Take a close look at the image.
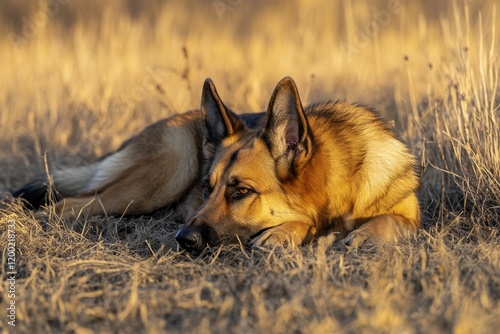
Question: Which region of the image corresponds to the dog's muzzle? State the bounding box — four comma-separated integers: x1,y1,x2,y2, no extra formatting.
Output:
175,223,220,255
175,227,202,254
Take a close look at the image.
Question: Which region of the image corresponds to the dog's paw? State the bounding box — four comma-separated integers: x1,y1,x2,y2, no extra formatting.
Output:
248,228,295,250
248,222,316,250
342,229,375,248
342,214,415,248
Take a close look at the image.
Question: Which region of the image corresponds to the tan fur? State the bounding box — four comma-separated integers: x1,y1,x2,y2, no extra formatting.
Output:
54,111,203,221
15,77,421,254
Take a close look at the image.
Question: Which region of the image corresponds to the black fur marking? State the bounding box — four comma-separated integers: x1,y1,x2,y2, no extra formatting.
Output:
222,150,240,176
239,112,265,129
11,176,57,210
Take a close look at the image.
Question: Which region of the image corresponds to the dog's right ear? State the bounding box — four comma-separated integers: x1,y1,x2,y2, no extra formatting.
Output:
201,79,243,157
263,77,312,181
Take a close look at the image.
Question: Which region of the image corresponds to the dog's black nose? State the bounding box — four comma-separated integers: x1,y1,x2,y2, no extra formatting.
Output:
175,228,201,251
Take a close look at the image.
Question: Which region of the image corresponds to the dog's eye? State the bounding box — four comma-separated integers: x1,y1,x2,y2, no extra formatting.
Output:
233,187,253,200
238,188,249,195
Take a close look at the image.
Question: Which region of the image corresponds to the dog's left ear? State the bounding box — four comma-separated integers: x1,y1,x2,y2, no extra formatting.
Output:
263,77,312,181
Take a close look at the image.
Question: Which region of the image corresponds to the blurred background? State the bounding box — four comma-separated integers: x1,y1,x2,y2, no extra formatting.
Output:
0,0,498,197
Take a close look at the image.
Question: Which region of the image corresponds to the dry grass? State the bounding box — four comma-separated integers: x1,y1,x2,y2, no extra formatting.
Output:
0,0,499,333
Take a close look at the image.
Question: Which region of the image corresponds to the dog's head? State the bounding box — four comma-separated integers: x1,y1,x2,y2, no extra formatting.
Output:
176,77,314,255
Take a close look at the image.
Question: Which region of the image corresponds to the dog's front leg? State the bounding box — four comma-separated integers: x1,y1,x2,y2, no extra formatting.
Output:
342,214,419,248
249,221,317,249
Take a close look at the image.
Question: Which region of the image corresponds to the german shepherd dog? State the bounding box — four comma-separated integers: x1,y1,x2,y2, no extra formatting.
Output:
13,77,420,255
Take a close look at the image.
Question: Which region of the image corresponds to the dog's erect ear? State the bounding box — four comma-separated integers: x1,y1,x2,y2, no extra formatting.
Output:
201,79,243,155
263,77,312,181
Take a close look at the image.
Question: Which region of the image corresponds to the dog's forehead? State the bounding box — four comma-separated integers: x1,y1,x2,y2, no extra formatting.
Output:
210,137,273,184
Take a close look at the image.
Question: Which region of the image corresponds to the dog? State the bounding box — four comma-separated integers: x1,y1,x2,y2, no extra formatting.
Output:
13,77,420,254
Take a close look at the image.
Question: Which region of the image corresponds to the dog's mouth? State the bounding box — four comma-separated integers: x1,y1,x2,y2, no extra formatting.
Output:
247,224,283,244
248,226,274,241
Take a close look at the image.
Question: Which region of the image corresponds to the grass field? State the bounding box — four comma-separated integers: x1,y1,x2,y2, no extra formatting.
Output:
0,0,499,333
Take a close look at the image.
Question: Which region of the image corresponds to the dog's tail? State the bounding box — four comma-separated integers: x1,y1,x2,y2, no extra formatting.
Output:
12,148,134,210
11,164,98,210
11,174,54,210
